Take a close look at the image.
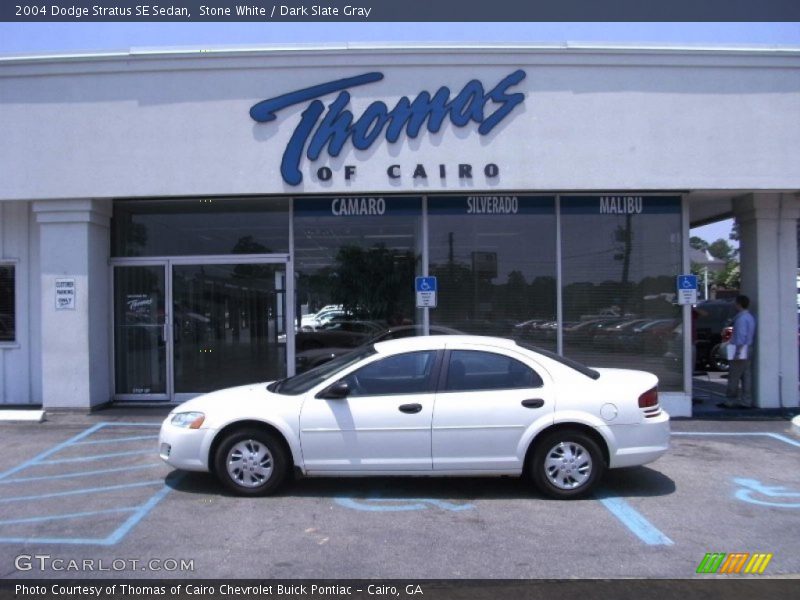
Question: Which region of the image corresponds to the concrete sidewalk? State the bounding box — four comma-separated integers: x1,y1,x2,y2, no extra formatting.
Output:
691,372,800,420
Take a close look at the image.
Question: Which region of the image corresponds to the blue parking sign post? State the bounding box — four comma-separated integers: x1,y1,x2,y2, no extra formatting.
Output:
415,276,437,308
676,274,698,305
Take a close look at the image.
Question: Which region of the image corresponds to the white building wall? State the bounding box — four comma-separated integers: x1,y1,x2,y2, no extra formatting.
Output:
734,193,800,408
29,206,42,405
33,199,112,410
0,47,799,200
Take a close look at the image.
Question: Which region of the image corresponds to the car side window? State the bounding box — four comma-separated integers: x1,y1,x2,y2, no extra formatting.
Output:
343,351,437,396
445,350,543,392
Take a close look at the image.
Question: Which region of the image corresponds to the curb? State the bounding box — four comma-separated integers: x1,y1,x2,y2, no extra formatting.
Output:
0,409,45,422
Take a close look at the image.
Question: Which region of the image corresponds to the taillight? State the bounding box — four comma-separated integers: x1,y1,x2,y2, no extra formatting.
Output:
638,387,659,409
722,327,733,342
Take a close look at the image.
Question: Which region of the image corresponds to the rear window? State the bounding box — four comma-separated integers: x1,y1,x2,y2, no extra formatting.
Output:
516,342,600,380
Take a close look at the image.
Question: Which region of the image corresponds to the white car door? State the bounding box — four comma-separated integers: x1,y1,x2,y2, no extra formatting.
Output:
300,350,439,472
432,347,554,471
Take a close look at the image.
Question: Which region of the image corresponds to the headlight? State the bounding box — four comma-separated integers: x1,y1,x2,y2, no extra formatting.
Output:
170,412,205,429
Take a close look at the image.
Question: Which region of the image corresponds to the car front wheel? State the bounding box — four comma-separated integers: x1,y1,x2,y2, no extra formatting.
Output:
214,428,288,496
531,430,604,499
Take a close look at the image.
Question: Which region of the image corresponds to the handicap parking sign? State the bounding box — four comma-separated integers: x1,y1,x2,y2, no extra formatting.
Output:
676,274,698,305
415,277,437,292
415,276,437,308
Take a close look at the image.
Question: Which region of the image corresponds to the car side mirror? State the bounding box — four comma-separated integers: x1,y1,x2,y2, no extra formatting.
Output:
317,380,350,400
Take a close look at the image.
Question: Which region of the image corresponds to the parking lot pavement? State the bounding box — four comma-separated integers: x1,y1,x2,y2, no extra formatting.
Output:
0,420,172,547
1,416,799,579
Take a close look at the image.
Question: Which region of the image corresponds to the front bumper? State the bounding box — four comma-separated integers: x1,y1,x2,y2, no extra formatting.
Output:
606,411,671,469
158,419,215,472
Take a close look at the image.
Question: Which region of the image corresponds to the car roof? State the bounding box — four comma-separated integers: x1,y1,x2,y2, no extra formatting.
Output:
373,334,519,354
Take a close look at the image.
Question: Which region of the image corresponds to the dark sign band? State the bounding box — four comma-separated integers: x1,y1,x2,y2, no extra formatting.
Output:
2,1,799,22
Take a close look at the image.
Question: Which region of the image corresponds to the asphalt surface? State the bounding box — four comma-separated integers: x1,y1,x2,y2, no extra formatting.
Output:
0,411,798,579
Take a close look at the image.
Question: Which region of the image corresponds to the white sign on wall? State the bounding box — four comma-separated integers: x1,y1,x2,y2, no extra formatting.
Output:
55,278,75,310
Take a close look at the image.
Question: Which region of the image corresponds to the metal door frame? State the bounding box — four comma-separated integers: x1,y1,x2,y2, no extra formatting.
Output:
110,253,294,403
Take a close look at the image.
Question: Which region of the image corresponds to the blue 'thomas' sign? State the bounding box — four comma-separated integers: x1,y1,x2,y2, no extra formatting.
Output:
250,70,527,186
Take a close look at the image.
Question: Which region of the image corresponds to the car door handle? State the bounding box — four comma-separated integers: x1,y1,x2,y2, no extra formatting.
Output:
398,403,423,414
521,398,545,409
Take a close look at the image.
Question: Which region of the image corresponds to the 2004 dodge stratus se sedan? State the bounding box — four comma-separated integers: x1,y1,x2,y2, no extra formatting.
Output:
159,336,669,499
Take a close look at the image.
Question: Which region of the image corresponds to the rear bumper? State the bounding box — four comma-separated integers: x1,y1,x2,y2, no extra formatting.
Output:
605,411,670,469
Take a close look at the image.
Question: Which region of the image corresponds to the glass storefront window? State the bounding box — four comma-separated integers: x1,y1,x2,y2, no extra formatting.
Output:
293,196,422,354
0,264,16,342
561,196,683,391
112,197,290,257
110,192,688,398
172,263,286,392
427,195,557,348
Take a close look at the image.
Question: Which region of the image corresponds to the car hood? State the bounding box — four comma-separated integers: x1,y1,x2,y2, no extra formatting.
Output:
169,382,293,425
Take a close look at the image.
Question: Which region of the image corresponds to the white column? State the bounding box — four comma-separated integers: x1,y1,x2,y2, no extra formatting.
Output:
33,199,112,410
732,193,800,408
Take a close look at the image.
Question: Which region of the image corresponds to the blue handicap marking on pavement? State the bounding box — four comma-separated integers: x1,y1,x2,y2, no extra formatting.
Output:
335,496,473,512
597,495,673,546
677,274,697,290
415,276,437,292
0,422,177,546
733,478,800,508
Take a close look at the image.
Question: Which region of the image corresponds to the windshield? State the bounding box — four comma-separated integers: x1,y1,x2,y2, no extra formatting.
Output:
268,345,377,395
516,342,601,380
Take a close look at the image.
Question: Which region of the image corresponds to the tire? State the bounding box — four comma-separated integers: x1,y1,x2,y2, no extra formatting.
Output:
530,430,605,499
213,427,289,496
710,344,729,372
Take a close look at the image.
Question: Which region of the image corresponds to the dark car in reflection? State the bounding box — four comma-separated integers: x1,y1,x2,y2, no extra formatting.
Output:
694,300,736,370
564,318,630,346
592,319,652,350
519,316,681,356
513,319,560,342
629,318,682,354
294,319,385,353
295,324,462,372
593,318,681,354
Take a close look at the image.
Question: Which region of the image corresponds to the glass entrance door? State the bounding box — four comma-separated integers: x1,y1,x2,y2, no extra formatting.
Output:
113,264,168,399
112,257,291,402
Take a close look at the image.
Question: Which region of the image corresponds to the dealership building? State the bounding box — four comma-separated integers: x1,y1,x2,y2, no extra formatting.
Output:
0,43,798,416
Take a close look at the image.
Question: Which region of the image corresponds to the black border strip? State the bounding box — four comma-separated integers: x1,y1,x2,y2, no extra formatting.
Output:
2,1,800,22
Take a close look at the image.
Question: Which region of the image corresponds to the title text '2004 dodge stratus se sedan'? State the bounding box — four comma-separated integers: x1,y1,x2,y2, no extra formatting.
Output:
159,336,669,499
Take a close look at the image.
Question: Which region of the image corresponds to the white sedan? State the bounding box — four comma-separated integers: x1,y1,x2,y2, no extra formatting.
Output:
159,335,669,499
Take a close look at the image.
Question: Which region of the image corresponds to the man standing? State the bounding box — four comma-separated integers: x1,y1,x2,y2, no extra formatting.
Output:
719,295,756,409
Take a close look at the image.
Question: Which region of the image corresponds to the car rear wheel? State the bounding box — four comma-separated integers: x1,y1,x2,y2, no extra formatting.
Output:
213,428,288,496
531,430,604,499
